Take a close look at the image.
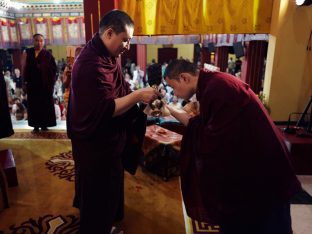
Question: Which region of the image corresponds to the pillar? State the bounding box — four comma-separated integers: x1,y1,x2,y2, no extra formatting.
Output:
200,47,211,67
241,41,268,94
136,44,147,84
11,49,22,70
83,0,116,42
215,46,229,72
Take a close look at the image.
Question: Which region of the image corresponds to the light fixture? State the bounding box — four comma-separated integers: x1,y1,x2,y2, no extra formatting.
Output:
296,0,312,6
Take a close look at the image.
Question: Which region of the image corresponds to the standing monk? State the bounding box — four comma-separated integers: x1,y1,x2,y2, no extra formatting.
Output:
23,33,57,132
67,10,158,234
164,59,301,234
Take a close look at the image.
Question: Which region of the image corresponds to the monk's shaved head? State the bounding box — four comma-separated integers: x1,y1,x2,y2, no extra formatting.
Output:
164,59,198,81
99,10,134,35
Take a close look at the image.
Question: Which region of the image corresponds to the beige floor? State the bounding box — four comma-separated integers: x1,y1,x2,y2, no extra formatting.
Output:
292,176,312,234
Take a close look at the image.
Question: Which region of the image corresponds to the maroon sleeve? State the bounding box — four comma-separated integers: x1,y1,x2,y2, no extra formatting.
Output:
180,71,301,223
189,72,251,157
67,58,116,139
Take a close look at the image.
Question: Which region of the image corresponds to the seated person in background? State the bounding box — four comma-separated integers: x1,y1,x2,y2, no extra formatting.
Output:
54,98,61,121
13,68,23,98
62,64,72,109
59,100,66,120
123,68,136,90
21,91,28,109
54,76,63,102
12,97,26,121
132,65,144,89
168,95,182,109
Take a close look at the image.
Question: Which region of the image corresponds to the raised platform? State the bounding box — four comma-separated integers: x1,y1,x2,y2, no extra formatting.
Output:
280,129,312,175
0,149,18,187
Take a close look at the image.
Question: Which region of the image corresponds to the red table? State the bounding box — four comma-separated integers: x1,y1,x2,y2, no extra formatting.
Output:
142,125,182,180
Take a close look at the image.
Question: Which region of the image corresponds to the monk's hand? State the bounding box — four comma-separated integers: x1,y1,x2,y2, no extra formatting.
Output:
139,87,159,104
164,103,191,126
164,103,173,114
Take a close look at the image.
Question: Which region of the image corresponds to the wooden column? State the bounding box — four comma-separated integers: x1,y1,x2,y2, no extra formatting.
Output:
215,46,229,72
200,47,211,67
11,49,22,70
241,41,268,94
83,0,116,42
136,44,147,84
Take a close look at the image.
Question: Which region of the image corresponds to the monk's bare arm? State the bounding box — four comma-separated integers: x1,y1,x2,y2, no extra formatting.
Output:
113,87,157,117
166,105,191,126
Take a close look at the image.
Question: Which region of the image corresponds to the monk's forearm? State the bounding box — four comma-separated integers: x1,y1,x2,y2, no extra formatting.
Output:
113,91,140,117
168,107,191,126
113,87,157,117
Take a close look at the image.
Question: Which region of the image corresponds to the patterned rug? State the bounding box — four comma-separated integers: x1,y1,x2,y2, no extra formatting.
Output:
0,142,185,234
8,214,79,234
45,151,75,182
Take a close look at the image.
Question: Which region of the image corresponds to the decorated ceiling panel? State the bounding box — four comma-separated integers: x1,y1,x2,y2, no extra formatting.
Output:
0,0,85,48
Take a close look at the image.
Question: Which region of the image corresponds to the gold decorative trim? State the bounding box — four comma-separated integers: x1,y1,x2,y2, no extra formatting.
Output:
90,13,94,35
98,0,101,23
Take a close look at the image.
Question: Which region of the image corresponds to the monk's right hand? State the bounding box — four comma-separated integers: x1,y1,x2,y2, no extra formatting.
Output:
137,87,159,104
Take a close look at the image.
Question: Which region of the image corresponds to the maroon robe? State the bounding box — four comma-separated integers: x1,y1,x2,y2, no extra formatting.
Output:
67,33,146,234
181,70,301,224
0,65,14,138
24,48,57,127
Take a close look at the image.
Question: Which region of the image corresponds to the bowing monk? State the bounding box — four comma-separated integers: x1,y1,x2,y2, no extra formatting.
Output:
23,33,57,132
164,59,301,234
67,10,158,234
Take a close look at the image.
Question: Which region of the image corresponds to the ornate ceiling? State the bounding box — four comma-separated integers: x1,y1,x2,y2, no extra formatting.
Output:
14,0,82,2
0,0,83,14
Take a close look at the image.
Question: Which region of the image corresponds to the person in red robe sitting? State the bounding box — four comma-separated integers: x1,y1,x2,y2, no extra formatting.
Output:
67,10,158,234
164,59,301,234
23,33,57,132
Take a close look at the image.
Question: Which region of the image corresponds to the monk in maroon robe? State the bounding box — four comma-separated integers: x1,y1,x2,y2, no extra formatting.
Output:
0,63,14,139
67,10,157,234
23,34,57,132
165,59,301,234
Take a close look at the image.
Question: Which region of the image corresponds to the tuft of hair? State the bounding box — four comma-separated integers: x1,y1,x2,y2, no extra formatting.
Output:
99,10,134,35
33,33,44,39
147,63,162,86
164,59,198,80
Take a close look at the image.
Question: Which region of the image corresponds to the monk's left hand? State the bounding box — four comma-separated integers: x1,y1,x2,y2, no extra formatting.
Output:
137,87,159,104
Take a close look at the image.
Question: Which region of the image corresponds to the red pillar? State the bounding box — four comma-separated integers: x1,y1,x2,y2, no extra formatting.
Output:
136,45,146,73
200,47,211,67
136,44,147,83
83,0,116,42
12,49,22,70
215,46,229,72
241,41,268,94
